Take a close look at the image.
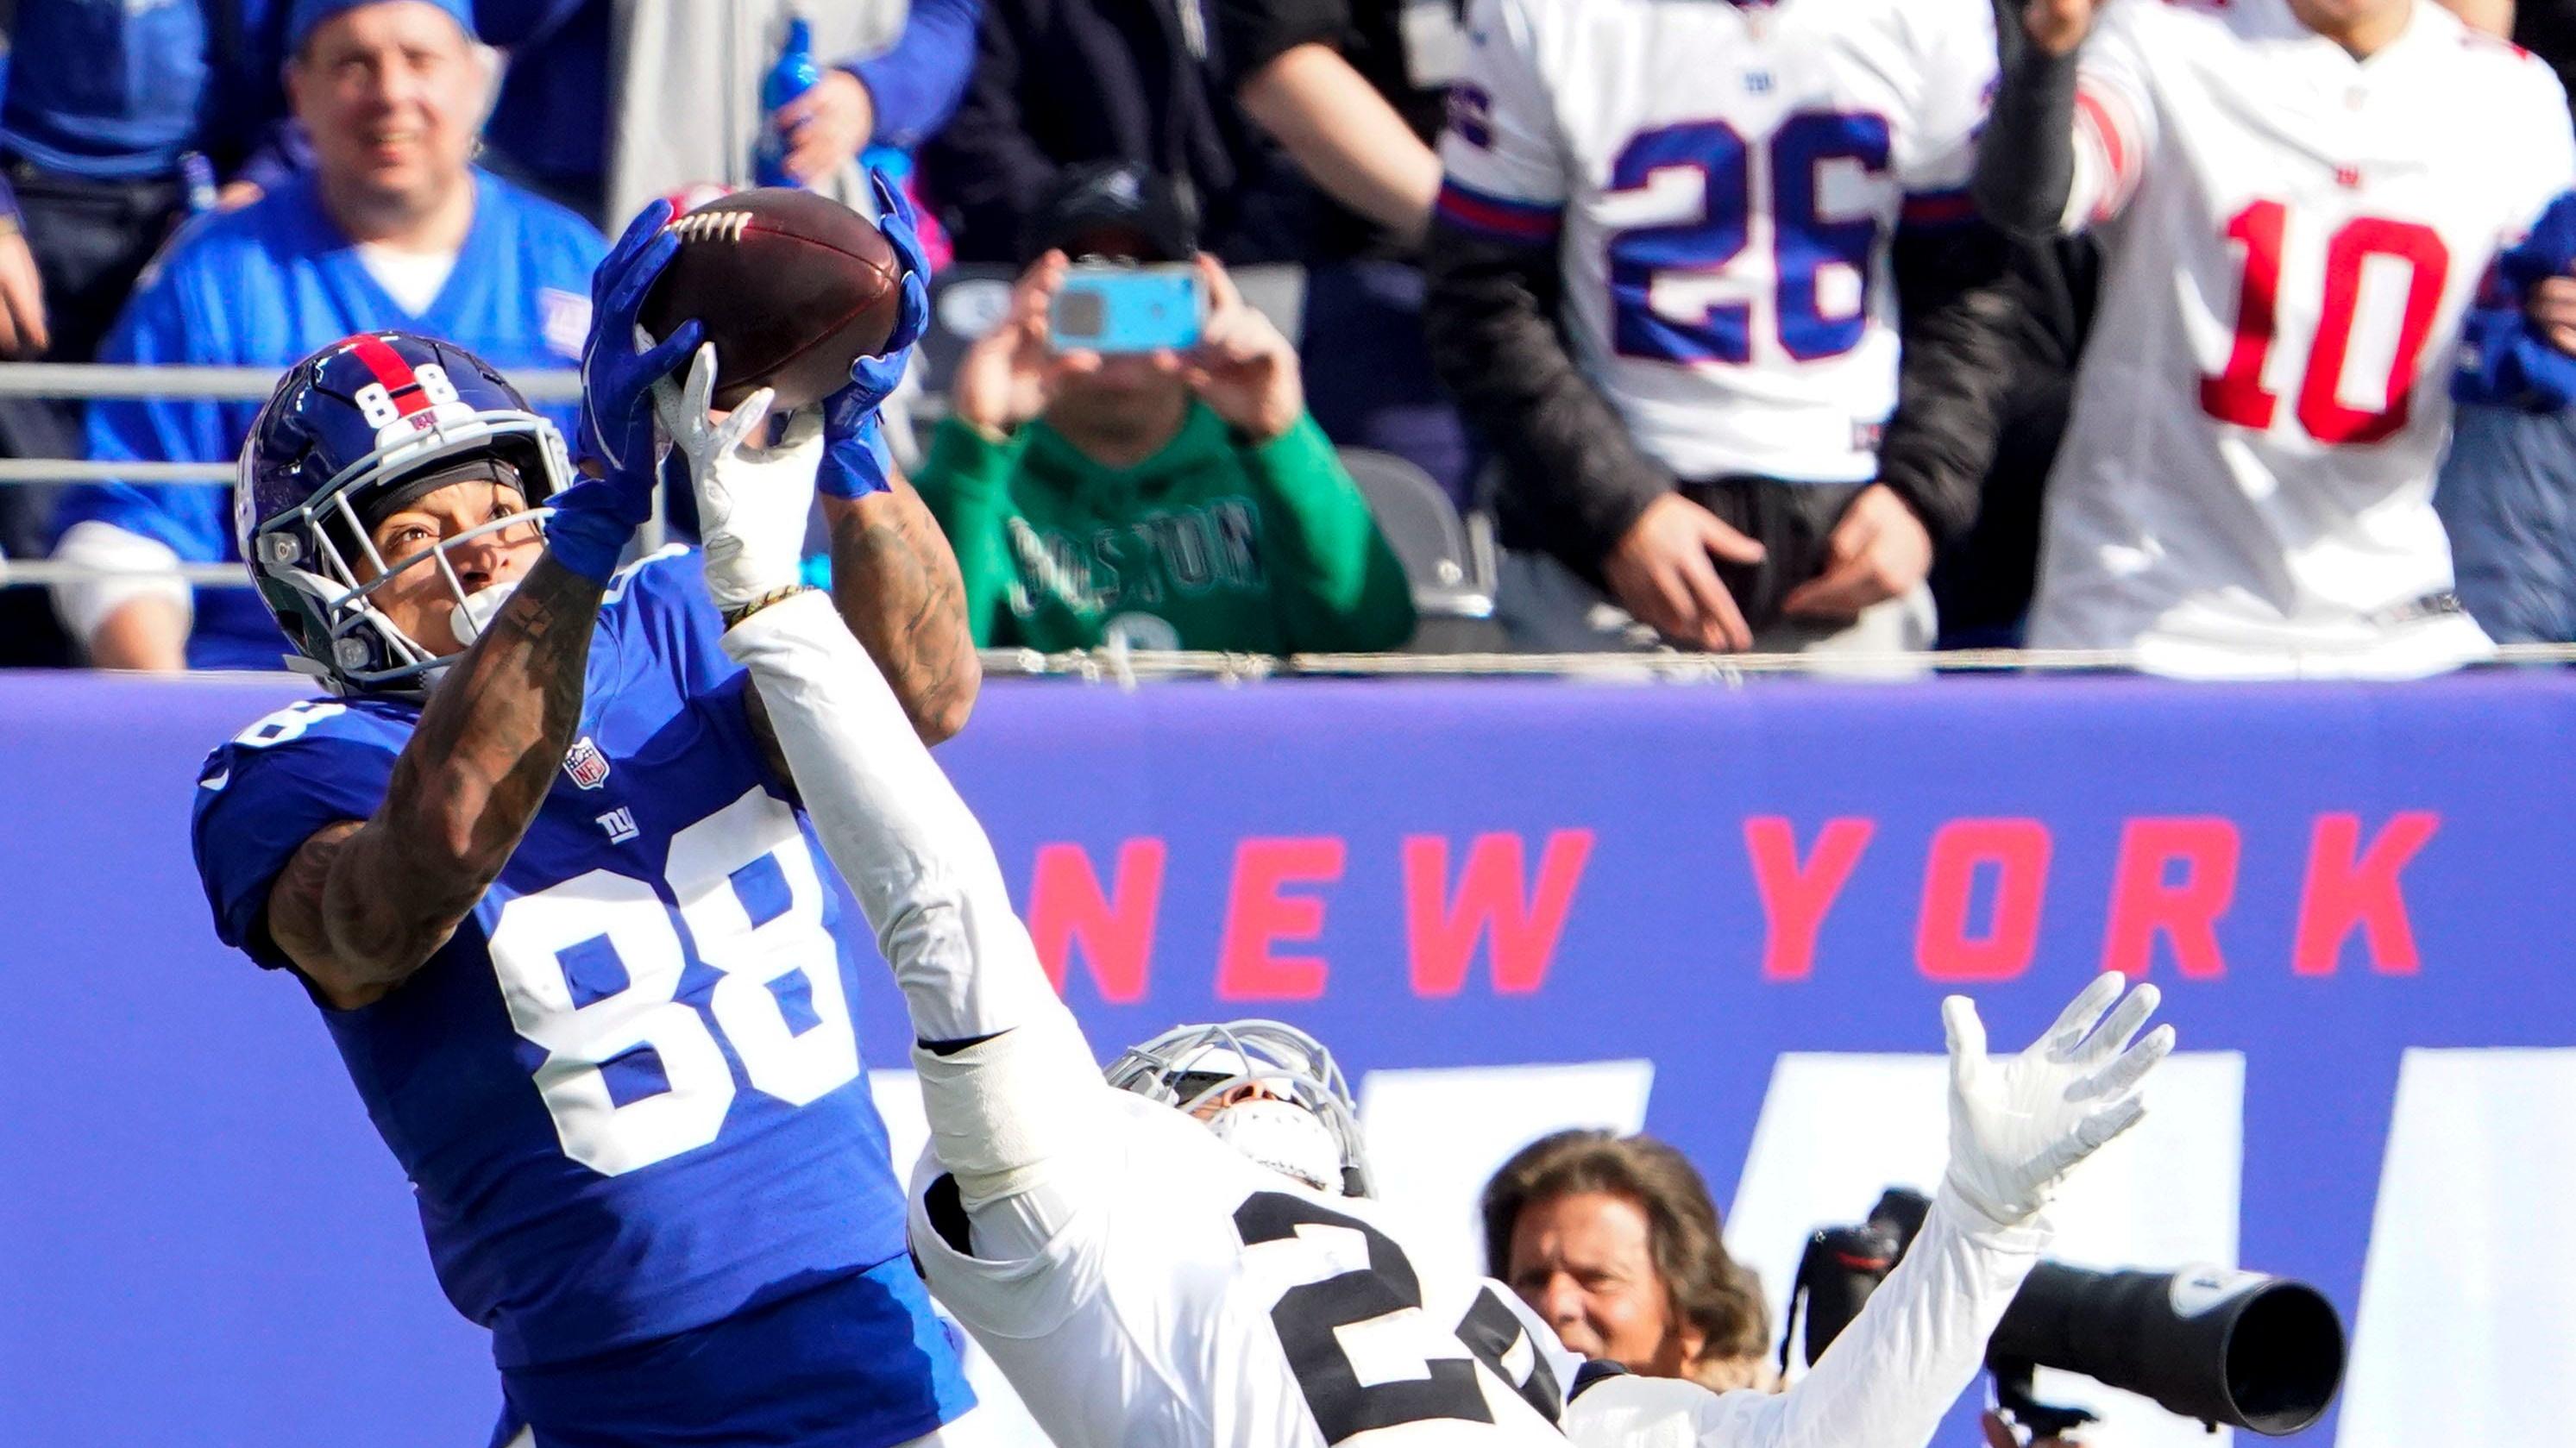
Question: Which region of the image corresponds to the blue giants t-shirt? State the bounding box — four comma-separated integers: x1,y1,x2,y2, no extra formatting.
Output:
53,168,604,670
188,549,920,1372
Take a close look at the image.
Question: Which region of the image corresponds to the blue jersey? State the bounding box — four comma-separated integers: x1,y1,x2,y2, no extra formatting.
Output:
53,169,603,669
189,550,922,1373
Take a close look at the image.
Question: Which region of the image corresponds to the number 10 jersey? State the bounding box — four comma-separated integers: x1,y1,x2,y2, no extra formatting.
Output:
2031,0,2576,675
188,549,919,1371
1434,0,1996,485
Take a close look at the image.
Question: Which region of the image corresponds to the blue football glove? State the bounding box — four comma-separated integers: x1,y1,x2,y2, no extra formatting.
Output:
555,200,702,582
817,171,931,500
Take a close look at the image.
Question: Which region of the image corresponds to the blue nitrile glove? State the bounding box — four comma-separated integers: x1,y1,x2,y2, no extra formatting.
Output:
553,199,704,583
2455,190,2576,413
817,171,932,500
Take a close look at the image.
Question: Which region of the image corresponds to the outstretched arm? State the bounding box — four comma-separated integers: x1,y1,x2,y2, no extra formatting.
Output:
669,340,1109,1215
268,555,606,1006
814,173,982,743
820,475,979,743
1568,975,2174,1448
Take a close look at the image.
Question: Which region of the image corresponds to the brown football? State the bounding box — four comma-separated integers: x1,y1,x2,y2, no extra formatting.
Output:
639,187,901,411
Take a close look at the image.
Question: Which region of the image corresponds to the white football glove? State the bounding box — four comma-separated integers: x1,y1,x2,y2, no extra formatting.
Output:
1941,970,2175,1229
652,342,820,613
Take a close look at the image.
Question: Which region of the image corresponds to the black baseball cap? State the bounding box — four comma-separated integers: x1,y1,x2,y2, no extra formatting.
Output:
1021,162,1199,265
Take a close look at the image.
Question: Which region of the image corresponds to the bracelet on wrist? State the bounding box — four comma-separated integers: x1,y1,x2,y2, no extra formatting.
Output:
720,584,814,630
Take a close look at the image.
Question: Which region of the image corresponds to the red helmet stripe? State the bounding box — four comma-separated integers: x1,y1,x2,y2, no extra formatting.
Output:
346,334,435,417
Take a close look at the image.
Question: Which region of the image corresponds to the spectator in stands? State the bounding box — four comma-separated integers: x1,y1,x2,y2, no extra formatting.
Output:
1212,0,1481,505
921,0,1309,265
1422,0,2015,658
914,164,1414,653
2436,0,2576,645
474,0,979,231
0,0,299,663
47,0,602,671
1483,1129,1775,1394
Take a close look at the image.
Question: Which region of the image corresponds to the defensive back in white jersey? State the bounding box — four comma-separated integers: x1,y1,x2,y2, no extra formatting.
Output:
1435,0,1995,484
2030,0,2576,675
909,1088,1569,1448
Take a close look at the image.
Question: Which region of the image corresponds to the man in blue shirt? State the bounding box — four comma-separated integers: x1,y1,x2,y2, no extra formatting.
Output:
47,0,605,670
0,1,292,661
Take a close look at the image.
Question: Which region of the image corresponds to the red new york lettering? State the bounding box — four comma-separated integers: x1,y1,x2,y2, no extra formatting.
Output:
1916,818,2051,981
1216,837,1344,1000
1028,839,1166,1003
2102,817,2240,978
1402,830,1595,996
1743,817,1875,981
2294,812,2440,975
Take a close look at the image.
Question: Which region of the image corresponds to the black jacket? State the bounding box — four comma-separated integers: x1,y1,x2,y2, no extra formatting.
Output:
1422,214,2026,624
921,0,1311,264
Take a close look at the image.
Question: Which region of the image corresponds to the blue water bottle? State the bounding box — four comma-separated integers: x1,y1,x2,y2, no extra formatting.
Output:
755,16,821,188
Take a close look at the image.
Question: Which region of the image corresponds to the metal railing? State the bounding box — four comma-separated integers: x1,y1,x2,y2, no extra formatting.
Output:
967,642,2576,683
0,361,585,404
0,361,587,492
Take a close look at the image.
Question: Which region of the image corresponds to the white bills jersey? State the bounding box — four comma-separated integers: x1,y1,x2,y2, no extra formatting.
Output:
907,1090,1570,1448
2029,0,2575,676
1434,0,1995,484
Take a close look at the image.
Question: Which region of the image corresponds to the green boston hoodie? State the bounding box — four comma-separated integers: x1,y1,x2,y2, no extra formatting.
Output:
915,403,1417,654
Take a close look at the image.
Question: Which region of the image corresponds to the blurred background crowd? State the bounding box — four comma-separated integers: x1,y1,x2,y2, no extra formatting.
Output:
1,0,2573,674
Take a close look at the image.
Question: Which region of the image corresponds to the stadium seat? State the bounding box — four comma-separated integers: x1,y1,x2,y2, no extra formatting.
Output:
1340,445,1504,652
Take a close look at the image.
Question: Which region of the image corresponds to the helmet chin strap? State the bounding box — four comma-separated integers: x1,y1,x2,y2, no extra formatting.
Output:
1203,1098,1344,1194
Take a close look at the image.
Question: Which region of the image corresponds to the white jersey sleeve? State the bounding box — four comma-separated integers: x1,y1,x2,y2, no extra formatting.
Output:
2497,60,2576,237
2066,2,2162,229
1435,0,1568,245
719,590,1115,1210
1893,0,1999,204
1561,1193,2045,1448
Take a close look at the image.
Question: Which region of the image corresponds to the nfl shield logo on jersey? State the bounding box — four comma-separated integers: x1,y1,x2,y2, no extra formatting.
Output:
562,737,611,790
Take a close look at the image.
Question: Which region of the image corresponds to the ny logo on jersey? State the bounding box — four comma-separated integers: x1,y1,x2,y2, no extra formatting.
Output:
563,737,611,789
596,806,639,845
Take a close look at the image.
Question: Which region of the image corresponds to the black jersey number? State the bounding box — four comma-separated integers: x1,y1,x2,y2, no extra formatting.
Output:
1234,1191,1495,1442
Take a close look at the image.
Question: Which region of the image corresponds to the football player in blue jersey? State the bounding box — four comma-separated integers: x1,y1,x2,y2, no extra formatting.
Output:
187,187,985,1448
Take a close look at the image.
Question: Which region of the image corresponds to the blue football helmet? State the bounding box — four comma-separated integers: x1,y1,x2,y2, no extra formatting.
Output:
237,331,575,693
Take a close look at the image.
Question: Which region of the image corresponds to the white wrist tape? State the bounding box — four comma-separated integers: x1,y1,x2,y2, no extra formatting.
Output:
911,1008,1109,1208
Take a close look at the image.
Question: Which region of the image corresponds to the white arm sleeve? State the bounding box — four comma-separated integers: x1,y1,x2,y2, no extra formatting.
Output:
1564,1190,2045,1448
721,590,1111,1208
2065,7,2159,230
50,520,192,647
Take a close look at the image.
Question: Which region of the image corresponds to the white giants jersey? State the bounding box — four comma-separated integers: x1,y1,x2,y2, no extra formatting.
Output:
2030,0,2576,676
907,1091,1570,1448
1435,0,1995,484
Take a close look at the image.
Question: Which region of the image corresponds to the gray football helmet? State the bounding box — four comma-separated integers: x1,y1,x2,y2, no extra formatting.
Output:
1103,1019,1373,1197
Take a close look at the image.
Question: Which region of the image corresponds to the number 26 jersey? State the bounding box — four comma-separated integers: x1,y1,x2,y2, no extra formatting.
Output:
188,549,915,1370
1435,0,1996,486
2032,0,2576,674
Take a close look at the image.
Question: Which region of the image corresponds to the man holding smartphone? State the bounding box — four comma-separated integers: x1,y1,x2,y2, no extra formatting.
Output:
914,163,1417,655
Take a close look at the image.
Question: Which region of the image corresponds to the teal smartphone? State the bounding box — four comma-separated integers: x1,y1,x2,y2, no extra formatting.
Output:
1051,265,1205,353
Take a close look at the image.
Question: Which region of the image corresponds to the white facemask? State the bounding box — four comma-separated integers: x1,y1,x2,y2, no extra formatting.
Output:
1205,1097,1343,1193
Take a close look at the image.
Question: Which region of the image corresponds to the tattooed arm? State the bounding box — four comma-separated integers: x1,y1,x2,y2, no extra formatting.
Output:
820,469,980,743
267,555,604,1009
